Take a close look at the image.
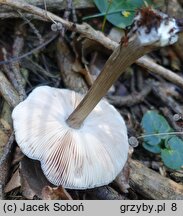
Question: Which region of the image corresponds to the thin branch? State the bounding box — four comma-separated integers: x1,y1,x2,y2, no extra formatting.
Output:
0,0,94,14
18,10,44,44
0,71,20,107
0,132,15,199
0,11,47,20
12,24,27,100
107,84,152,107
151,81,183,114
137,57,183,89
61,0,73,36
130,159,183,199
0,33,58,66
1,48,18,89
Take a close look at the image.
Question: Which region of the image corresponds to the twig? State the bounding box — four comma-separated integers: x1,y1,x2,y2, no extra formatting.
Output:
130,71,135,93
1,0,183,91
87,186,127,200
0,133,15,173
137,57,183,89
0,71,20,107
0,0,94,14
0,33,58,66
136,70,144,91
18,10,44,44
12,24,27,100
1,25,27,101
10,64,26,100
160,107,183,140
1,48,17,89
61,0,73,36
0,132,15,200
107,85,152,107
0,12,46,20
150,81,183,114
130,159,183,199
23,57,59,79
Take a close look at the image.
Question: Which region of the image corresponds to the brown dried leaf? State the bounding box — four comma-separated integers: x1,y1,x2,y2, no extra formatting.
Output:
11,146,24,166
4,169,21,193
72,59,93,87
56,37,88,94
20,157,52,199
42,186,72,200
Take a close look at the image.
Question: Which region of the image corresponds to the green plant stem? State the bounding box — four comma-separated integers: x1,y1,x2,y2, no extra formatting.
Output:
82,9,135,21
101,0,113,32
138,131,183,139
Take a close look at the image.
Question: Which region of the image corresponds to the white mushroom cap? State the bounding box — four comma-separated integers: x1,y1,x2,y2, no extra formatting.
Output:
12,86,129,189
129,8,180,47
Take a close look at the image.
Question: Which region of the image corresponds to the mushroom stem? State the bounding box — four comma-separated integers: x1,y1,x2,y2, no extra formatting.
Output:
66,37,152,129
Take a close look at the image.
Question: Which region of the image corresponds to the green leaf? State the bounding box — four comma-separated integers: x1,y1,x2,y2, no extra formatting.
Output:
141,111,172,146
143,142,162,153
93,0,152,28
141,111,183,170
161,136,183,170
165,136,183,151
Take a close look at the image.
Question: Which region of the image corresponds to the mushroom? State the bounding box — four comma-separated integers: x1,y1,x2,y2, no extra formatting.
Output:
12,7,182,189
12,86,128,189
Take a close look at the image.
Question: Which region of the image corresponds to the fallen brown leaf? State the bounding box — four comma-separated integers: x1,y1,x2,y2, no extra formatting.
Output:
20,157,52,199
4,168,20,193
42,186,72,200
